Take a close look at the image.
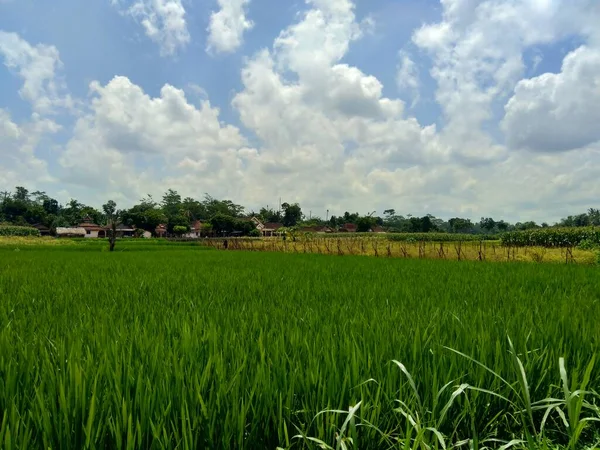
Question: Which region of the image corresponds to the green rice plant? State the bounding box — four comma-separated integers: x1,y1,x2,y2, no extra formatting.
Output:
0,247,598,449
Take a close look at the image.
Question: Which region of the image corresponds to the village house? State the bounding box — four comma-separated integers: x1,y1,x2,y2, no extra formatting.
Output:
32,224,51,236
339,223,358,233
251,217,265,233
114,223,136,238
184,220,203,238
155,224,167,238
79,217,106,238
262,222,284,237
298,225,333,233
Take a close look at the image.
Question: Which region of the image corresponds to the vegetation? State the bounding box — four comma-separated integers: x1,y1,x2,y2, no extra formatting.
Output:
388,232,499,242
0,246,599,449
2,186,600,238
501,227,600,248
0,224,40,237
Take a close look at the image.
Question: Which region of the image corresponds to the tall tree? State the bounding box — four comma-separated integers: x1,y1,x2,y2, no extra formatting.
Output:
281,202,303,227
103,200,119,252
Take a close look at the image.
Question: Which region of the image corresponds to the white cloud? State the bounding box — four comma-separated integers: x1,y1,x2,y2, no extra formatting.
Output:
397,50,419,105
58,76,250,203
114,0,190,56
206,0,253,54
3,1,600,223
503,45,600,152
0,31,73,114
412,0,600,162
0,109,57,189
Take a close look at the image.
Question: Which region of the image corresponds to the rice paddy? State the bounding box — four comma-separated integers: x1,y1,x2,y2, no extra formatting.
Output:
0,245,599,449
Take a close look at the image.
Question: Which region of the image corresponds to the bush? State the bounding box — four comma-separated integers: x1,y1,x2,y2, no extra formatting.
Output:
501,227,600,248
0,225,41,237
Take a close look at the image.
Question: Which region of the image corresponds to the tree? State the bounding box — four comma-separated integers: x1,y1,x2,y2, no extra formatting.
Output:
210,213,237,235
589,208,600,226
356,216,376,232
259,206,282,223
448,217,474,233
480,217,496,233
281,202,303,227
103,200,120,252
121,196,167,234
173,225,188,237
497,220,509,232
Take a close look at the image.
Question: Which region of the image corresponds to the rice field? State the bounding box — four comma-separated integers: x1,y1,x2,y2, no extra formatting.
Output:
202,237,599,265
0,245,599,449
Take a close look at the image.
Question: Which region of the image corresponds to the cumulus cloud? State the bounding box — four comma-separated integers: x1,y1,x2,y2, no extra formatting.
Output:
0,109,57,188
58,76,251,203
412,0,600,162
113,0,190,56
3,1,600,222
0,31,73,114
503,45,600,152
206,0,253,54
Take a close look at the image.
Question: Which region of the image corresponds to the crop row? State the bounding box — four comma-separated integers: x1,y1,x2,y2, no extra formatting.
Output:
0,225,40,237
500,226,600,247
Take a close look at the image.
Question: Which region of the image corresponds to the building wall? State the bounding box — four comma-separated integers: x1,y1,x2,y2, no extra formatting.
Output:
84,230,99,238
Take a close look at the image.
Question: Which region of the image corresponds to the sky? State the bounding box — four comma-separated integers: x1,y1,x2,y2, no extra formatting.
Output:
1,0,600,223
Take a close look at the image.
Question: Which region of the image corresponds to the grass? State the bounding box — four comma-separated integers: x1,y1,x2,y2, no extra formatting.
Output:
0,246,599,449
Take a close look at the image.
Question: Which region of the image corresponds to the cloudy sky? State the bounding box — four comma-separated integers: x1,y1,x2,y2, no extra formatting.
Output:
1,0,599,222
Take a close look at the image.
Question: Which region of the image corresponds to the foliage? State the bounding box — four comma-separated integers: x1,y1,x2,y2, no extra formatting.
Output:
388,232,498,242
0,225,41,237
0,249,598,449
209,213,256,236
281,202,303,227
173,225,188,237
501,227,600,248
355,215,377,232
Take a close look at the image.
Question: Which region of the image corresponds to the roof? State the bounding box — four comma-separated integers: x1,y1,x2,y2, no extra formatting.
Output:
78,217,105,231
342,223,358,231
56,227,86,235
32,223,50,231
299,226,333,233
190,220,203,231
264,222,284,230
371,226,386,233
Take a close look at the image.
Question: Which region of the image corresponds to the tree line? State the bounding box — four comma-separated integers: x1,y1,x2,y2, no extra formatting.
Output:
1,186,599,237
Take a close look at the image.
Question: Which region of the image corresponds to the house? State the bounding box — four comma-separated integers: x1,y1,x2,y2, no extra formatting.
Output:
155,224,167,238
298,226,333,233
184,220,203,238
251,217,265,232
56,227,86,238
371,226,386,233
32,224,51,236
339,223,358,233
262,222,284,237
78,217,106,238
114,224,135,238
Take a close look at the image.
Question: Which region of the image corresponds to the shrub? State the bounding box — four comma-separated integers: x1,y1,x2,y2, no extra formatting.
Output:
0,225,41,237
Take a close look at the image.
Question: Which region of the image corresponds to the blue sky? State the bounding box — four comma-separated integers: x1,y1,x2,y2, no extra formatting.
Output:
1,0,600,222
